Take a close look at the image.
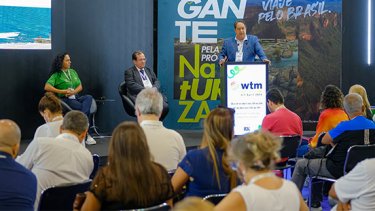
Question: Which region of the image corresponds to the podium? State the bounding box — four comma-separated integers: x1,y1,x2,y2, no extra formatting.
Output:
224,62,269,135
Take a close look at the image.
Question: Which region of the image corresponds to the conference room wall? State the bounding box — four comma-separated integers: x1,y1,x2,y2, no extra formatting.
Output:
64,0,154,135
342,0,375,96
0,0,154,140
0,0,65,140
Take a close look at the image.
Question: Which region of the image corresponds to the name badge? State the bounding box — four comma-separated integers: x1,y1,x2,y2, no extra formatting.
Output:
235,51,243,62
142,78,153,88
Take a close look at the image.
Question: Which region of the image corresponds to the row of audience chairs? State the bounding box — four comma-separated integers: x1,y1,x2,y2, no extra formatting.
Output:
307,144,375,209
37,136,375,210
273,135,375,210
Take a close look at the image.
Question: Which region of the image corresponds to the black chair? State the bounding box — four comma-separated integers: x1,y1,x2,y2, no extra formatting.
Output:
58,98,100,136
118,81,136,117
343,144,375,174
202,194,227,205
274,135,301,178
279,135,301,159
38,180,92,211
307,144,375,209
90,154,100,179
123,203,170,211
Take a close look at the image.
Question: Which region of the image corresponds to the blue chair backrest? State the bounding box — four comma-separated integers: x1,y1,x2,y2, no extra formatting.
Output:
343,144,375,175
90,154,100,179
123,203,170,211
202,193,227,205
38,180,92,211
279,135,301,158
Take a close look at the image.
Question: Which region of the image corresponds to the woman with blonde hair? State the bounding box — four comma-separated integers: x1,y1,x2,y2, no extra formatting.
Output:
81,122,174,210
349,84,373,120
172,107,238,197
173,197,214,211
34,92,64,138
216,130,307,211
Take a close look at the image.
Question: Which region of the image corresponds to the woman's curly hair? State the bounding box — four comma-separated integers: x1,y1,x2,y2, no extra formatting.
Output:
49,52,69,76
320,85,344,109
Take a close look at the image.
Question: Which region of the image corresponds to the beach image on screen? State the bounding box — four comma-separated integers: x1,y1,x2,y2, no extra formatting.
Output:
0,0,51,49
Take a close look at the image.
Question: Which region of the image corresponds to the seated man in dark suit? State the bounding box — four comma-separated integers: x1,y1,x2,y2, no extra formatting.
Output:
291,93,375,208
124,51,169,120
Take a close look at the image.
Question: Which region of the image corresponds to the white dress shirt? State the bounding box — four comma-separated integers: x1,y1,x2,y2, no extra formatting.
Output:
140,120,186,171
16,133,93,209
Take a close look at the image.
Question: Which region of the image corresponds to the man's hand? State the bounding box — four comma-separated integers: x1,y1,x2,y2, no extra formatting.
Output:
219,56,227,67
336,201,351,211
262,59,271,66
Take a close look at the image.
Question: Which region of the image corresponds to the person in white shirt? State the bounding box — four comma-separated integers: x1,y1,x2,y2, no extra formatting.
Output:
34,92,86,147
17,110,93,208
135,88,186,171
216,130,307,211
34,92,64,139
329,158,375,211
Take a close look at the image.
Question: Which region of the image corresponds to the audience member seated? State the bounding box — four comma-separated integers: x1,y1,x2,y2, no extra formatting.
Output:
262,88,303,137
0,120,37,211
173,197,214,211
172,108,238,197
124,51,169,120
44,52,96,145
34,92,64,139
216,130,307,211
135,88,186,171
81,122,174,210
291,93,375,208
329,158,375,211
16,111,94,207
262,88,302,165
349,84,373,120
309,85,348,148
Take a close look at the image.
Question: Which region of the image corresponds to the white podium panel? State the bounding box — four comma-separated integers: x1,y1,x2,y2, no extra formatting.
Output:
226,63,268,135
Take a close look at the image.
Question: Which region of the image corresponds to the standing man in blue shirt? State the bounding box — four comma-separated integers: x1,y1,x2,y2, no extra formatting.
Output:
0,119,37,210
218,20,271,66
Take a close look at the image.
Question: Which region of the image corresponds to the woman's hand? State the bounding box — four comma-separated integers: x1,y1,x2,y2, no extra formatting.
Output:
65,88,75,97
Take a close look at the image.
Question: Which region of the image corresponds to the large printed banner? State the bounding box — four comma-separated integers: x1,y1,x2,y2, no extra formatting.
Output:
158,0,342,130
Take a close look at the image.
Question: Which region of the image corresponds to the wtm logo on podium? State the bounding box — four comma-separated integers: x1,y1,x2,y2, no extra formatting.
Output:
241,82,263,90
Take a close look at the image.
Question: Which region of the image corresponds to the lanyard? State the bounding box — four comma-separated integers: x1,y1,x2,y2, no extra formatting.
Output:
62,69,74,88
62,69,72,81
57,133,79,143
237,40,244,52
51,115,63,122
249,172,275,185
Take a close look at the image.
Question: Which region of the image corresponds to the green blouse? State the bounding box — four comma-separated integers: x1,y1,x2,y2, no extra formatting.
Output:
46,69,81,97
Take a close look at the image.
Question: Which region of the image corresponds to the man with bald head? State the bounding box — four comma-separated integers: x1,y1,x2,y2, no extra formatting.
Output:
17,111,93,208
0,119,37,210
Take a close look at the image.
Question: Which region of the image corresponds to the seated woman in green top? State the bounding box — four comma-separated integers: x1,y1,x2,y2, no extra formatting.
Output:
45,53,92,116
44,53,96,144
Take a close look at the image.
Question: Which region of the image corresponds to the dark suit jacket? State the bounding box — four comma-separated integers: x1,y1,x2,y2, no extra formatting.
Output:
218,35,267,63
124,66,161,102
